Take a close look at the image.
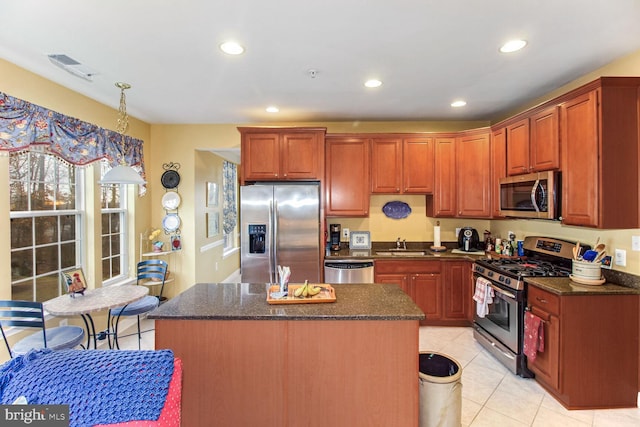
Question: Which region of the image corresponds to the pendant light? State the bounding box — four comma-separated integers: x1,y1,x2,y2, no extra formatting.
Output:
99,82,146,185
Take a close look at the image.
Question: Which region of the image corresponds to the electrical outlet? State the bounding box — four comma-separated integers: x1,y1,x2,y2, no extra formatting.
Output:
632,236,640,251
615,249,627,267
455,227,461,237
215,262,218,271
342,228,350,239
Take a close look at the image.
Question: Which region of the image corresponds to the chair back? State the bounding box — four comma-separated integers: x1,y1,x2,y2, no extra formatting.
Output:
137,259,168,285
0,300,46,356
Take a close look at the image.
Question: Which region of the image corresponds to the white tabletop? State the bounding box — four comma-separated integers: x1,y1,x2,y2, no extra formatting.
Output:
44,285,149,316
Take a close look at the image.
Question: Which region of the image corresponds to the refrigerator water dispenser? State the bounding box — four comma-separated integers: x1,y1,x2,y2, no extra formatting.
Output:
248,224,266,254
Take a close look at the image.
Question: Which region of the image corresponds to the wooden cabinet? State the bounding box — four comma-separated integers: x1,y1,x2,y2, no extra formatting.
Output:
375,259,472,326
490,127,507,218
442,261,472,321
456,130,491,218
325,136,370,216
526,284,639,409
370,136,434,193
560,78,640,228
529,105,560,172
426,137,456,217
505,106,560,176
239,127,325,183
506,118,530,175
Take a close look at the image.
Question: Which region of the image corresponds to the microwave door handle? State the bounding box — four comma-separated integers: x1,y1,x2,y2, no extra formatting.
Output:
530,179,541,212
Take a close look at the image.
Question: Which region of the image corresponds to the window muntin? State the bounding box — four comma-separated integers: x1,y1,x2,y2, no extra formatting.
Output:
100,162,128,284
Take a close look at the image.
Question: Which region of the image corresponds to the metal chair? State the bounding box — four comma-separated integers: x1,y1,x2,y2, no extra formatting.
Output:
0,300,85,358
137,259,169,302
108,260,167,349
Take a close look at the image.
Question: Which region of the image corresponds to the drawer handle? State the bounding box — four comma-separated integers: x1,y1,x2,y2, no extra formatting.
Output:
535,297,547,304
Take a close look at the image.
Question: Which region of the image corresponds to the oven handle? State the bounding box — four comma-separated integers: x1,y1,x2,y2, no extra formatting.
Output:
487,283,516,300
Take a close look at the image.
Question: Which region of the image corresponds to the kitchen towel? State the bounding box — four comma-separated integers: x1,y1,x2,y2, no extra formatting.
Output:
472,277,494,318
523,311,545,362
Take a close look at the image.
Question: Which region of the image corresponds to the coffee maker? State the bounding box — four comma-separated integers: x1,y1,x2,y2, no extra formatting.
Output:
330,224,341,251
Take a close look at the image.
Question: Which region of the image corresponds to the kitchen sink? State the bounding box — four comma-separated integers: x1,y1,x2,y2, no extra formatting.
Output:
376,250,428,256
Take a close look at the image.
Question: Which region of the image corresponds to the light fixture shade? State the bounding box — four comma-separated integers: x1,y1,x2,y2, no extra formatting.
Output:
99,165,146,185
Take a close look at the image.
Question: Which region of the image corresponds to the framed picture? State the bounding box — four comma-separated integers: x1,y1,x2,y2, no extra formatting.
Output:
600,255,613,269
61,268,87,296
207,182,219,207
350,231,371,249
206,212,220,237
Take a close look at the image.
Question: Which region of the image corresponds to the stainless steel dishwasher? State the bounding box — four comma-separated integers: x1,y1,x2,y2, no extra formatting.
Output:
324,259,374,283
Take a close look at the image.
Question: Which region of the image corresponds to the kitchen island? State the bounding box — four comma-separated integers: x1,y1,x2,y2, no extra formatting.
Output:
149,283,425,427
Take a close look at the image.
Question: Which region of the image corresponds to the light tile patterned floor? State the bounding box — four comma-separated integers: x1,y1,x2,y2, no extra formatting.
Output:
421,326,640,427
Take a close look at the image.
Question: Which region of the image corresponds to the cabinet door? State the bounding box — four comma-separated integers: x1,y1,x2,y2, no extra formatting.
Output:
456,131,491,217
242,133,281,181
529,106,560,172
325,137,370,216
443,262,471,320
280,132,321,180
528,305,560,390
427,137,456,217
506,118,530,176
491,128,507,218
371,138,402,193
411,274,442,322
375,273,410,296
403,137,434,193
560,90,599,227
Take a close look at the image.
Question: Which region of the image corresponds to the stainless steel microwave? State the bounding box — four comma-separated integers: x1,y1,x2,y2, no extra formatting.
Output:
499,171,560,219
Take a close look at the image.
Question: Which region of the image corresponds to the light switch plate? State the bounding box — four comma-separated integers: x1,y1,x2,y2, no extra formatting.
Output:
632,236,640,251
615,249,627,267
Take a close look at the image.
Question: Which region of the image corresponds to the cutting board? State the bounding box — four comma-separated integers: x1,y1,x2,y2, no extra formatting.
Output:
267,284,336,305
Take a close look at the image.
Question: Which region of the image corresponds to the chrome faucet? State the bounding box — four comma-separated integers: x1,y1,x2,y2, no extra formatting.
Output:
396,238,407,250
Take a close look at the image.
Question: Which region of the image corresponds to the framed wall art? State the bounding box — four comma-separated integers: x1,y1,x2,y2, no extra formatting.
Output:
206,212,220,237
207,182,219,207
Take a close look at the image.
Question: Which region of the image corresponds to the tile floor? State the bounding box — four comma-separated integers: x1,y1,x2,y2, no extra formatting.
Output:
114,297,640,426
420,326,640,427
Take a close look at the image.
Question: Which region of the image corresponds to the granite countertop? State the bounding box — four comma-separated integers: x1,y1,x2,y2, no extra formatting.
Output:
149,283,425,321
526,277,640,296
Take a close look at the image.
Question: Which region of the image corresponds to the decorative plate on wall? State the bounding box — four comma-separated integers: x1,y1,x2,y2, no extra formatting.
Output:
162,213,181,233
162,191,181,210
161,170,180,189
382,201,412,219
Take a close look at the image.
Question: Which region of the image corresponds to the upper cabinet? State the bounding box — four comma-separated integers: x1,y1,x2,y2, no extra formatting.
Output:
456,129,491,218
370,136,434,194
238,127,325,183
560,78,640,228
325,136,370,217
426,137,457,217
505,106,560,176
490,127,507,218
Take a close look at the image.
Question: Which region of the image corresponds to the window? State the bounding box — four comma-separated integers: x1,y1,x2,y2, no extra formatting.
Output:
222,161,238,256
9,152,83,302
100,162,129,284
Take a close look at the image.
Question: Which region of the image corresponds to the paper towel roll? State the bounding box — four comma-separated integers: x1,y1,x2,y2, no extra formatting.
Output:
433,225,441,248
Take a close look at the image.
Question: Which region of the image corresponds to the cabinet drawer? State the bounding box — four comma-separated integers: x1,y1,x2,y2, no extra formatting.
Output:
528,286,560,316
375,260,441,274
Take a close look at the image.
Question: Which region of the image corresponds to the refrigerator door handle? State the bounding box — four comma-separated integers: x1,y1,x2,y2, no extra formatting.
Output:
272,199,279,284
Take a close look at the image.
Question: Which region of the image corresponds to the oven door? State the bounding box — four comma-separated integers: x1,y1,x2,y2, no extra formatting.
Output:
473,275,521,353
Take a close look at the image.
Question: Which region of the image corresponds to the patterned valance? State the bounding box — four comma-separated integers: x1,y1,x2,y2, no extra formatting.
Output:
0,91,146,194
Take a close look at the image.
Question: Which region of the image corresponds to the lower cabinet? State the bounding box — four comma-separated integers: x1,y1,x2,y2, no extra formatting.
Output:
527,284,639,409
375,259,472,326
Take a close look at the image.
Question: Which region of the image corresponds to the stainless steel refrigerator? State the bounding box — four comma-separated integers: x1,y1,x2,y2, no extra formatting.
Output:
240,183,321,284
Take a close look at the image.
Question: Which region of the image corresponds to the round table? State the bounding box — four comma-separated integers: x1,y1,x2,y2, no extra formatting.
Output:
44,285,149,349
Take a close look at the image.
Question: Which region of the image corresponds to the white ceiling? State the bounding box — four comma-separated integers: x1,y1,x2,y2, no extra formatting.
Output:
2,0,640,125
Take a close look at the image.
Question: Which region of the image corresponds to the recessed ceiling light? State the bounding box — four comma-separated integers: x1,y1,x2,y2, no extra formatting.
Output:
500,39,527,53
265,106,279,113
451,100,467,108
219,41,245,55
364,79,382,88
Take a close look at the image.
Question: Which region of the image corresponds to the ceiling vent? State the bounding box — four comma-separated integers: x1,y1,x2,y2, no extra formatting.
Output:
48,54,97,81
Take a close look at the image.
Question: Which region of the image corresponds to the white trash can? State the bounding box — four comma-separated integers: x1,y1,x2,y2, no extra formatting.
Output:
418,352,462,427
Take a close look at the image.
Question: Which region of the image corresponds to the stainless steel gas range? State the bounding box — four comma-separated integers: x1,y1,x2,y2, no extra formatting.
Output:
472,236,585,377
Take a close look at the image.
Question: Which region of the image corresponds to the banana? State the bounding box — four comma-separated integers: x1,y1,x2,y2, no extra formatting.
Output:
307,285,321,296
302,280,309,297
293,283,305,297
